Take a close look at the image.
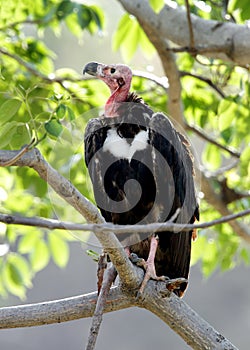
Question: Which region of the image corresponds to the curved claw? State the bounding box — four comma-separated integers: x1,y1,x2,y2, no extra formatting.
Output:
159,277,188,298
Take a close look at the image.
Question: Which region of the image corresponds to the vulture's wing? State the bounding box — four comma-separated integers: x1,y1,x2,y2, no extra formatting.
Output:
84,118,112,222
148,112,199,295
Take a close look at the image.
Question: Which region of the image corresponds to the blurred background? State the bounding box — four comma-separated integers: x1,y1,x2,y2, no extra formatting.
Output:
0,0,250,349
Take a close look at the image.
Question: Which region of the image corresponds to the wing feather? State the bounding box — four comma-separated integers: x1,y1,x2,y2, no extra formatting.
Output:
148,112,199,294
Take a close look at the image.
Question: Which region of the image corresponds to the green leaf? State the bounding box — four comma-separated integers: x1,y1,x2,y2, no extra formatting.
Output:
202,143,221,170
0,99,22,124
48,232,69,268
3,254,32,298
45,118,63,137
218,100,236,131
113,14,155,61
120,17,140,62
56,0,75,20
67,107,75,121
8,260,23,285
241,146,250,163
77,5,92,30
0,121,17,148
86,249,99,262
191,235,206,266
240,248,250,264
149,0,164,13
230,0,250,21
138,27,156,58
113,14,133,52
56,104,66,119
18,232,39,254
61,126,73,143
65,13,82,37
10,124,31,149
30,239,50,272
89,5,104,31
202,239,218,277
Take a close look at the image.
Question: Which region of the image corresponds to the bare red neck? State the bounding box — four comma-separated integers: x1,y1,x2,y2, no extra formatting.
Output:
104,80,131,118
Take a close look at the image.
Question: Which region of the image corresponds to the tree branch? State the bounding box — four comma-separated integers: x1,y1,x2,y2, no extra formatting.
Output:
185,0,195,50
0,287,131,329
180,70,226,98
118,0,250,66
1,209,250,236
201,172,250,243
186,123,241,158
133,70,169,90
140,280,239,350
86,266,117,350
0,279,239,350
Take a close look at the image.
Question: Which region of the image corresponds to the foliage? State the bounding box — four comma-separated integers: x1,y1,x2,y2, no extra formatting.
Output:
0,0,250,298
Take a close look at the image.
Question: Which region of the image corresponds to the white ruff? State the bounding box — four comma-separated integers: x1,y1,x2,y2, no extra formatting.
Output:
103,128,149,161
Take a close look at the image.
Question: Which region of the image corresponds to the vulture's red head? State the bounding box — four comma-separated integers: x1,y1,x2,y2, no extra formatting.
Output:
83,62,132,117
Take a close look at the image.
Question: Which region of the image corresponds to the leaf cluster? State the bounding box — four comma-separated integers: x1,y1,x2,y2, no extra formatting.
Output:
0,0,105,298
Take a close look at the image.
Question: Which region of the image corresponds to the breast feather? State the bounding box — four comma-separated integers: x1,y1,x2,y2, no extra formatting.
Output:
103,128,149,161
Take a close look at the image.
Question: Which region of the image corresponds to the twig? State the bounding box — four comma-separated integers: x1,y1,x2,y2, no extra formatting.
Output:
97,253,107,294
133,70,169,90
186,123,241,158
201,159,239,177
166,44,226,55
0,208,250,235
86,265,117,350
200,172,250,243
185,0,195,50
0,47,85,98
180,70,226,98
0,18,46,31
0,138,35,167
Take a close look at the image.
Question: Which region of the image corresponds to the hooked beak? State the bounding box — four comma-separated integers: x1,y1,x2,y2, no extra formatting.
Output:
83,62,99,76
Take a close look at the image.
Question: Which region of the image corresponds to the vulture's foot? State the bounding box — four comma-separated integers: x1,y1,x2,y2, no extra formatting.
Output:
136,258,166,298
129,252,145,266
130,236,166,297
160,277,188,298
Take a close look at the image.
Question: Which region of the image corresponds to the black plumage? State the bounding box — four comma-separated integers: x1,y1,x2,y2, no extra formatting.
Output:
84,63,199,297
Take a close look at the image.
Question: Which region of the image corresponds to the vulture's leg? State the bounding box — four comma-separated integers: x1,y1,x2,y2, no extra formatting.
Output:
137,236,165,296
129,236,188,297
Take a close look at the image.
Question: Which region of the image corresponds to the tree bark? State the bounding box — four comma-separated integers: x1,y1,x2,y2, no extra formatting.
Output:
0,278,239,350
118,0,250,66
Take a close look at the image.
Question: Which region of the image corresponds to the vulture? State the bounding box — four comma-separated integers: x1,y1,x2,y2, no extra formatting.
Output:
83,62,199,297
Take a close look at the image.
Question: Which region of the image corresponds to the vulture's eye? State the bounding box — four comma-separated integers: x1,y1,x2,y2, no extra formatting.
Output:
110,68,116,74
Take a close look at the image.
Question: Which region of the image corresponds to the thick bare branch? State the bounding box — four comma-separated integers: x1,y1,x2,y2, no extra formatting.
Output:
118,0,250,66
0,287,131,329
140,280,239,350
0,279,239,350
